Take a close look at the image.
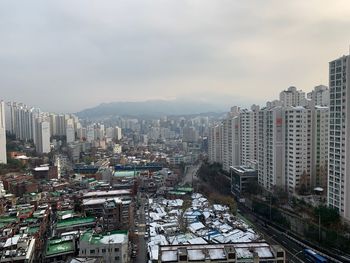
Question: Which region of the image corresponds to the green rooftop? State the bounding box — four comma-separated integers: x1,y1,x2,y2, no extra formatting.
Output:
80,229,128,245
0,216,17,224
46,239,74,256
57,210,74,216
28,226,39,234
114,171,139,177
175,187,193,193
168,191,186,195
56,217,95,229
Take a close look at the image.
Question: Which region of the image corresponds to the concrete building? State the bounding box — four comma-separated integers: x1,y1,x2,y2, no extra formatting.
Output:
240,105,259,166
258,106,285,191
208,124,222,164
5,102,36,141
157,243,285,263
284,106,312,194
0,101,6,164
79,229,129,263
307,85,329,107
230,166,258,197
0,235,36,263
311,106,329,190
222,107,241,172
83,198,124,231
35,119,51,154
66,118,75,143
327,54,350,220
279,86,307,107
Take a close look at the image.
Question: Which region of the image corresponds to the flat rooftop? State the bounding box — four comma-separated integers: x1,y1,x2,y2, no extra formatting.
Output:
83,190,131,198
46,239,74,256
80,229,128,245
231,166,257,174
56,217,96,229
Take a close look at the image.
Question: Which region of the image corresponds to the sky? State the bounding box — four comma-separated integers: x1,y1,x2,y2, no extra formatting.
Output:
1,0,350,113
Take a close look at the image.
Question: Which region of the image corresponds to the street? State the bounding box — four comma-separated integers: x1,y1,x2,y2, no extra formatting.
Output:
133,195,148,263
181,163,201,186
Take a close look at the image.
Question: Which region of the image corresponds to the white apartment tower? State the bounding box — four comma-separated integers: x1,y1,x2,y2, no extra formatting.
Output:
5,102,36,141
208,124,222,163
240,105,260,166
279,86,307,107
0,101,7,164
328,55,350,220
66,118,75,143
35,119,51,154
311,106,329,189
307,85,329,107
284,107,312,194
258,106,285,191
221,107,240,172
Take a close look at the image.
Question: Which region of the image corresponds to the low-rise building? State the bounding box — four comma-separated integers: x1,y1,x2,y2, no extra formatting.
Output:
230,166,258,197
55,217,96,235
44,235,76,262
158,243,285,263
0,235,36,263
78,229,129,263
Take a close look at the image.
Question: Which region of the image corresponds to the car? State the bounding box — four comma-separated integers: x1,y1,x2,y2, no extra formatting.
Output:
144,233,149,239
131,251,137,258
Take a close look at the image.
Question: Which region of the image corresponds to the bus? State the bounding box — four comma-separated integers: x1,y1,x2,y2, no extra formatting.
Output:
303,249,328,263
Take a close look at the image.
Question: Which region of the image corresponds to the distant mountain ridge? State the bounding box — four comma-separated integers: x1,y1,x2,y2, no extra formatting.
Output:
76,99,226,118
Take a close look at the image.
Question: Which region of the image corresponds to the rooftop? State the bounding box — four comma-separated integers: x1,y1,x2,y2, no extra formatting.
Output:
46,238,74,256
56,217,96,229
83,190,131,198
80,229,128,245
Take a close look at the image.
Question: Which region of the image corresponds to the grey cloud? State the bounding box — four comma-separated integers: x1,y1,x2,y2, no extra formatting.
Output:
0,0,349,112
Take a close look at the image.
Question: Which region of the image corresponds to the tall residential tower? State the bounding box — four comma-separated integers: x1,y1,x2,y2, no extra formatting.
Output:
0,101,6,164
328,55,350,220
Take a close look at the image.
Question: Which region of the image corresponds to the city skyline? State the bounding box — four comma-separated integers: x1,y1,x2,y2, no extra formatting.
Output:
1,1,350,112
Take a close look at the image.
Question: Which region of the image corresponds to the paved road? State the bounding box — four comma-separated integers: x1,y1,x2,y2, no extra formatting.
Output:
134,196,147,263
182,163,201,186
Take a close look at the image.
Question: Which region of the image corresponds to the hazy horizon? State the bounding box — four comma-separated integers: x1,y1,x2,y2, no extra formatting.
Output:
1,1,350,112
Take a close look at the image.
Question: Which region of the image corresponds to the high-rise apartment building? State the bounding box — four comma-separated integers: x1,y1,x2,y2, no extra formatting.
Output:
284,106,312,194
221,107,240,172
208,124,222,163
279,86,307,107
258,106,285,191
240,105,259,166
307,85,329,107
0,101,7,164
328,55,350,220
66,119,75,143
311,106,329,189
5,102,36,141
35,119,51,154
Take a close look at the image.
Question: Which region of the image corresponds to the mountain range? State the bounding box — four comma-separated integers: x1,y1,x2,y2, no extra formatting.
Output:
76,99,228,118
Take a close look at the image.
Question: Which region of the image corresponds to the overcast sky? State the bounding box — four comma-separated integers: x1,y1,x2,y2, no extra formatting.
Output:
1,0,350,113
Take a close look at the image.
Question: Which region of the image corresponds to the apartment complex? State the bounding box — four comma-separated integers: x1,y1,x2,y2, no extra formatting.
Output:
327,55,350,220
79,230,129,263
209,86,329,195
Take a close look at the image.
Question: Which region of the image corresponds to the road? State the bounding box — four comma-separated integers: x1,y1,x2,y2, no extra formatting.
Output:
181,163,201,186
134,195,148,263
